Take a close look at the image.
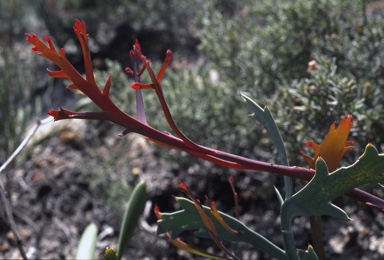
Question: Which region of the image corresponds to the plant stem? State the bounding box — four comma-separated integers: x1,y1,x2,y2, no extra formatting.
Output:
309,216,326,260
0,118,52,260
0,178,28,260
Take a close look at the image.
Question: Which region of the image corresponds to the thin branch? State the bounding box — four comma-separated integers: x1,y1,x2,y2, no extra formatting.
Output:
0,117,53,174
0,117,53,260
0,178,28,260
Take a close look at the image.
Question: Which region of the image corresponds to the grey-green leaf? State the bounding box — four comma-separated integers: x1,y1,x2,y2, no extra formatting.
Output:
117,180,147,260
157,197,289,260
76,223,98,260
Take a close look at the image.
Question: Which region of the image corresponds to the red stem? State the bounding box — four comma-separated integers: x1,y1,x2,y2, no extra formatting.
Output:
27,26,384,211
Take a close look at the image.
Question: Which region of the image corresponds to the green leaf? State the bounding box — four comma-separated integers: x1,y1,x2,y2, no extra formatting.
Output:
240,92,292,199
240,92,299,258
117,180,147,260
240,92,289,166
157,197,289,260
76,223,98,260
281,144,384,228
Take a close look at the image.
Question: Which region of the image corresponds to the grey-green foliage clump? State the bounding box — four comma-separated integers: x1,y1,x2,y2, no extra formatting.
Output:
161,62,257,156
195,0,384,164
196,0,383,92
90,0,384,167
196,0,337,94
271,58,383,165
0,1,44,164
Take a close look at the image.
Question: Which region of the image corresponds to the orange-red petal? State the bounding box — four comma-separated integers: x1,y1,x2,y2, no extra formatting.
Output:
302,114,354,172
210,201,238,235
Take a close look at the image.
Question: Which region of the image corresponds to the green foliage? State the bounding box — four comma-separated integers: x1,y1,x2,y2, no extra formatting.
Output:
161,62,257,156
0,1,45,164
240,93,288,166
85,145,134,215
157,197,288,260
86,0,384,168
117,180,147,260
271,58,384,165
91,59,261,163
157,144,384,259
241,93,292,199
283,144,384,225
5,1,384,258
196,0,382,92
196,0,384,165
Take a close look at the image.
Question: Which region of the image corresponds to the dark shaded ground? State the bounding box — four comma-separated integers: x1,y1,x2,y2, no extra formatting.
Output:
1,118,384,259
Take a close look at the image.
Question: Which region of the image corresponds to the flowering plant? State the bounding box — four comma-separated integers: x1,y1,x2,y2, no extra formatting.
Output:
23,20,384,259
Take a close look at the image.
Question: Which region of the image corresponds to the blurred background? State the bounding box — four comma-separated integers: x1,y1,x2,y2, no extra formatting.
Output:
1,0,384,259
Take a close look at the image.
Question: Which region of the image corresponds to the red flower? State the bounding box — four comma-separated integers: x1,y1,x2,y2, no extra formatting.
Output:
301,114,355,172
26,20,112,113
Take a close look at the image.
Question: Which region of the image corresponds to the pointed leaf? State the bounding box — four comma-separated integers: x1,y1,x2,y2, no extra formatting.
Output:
76,223,98,260
297,245,319,260
274,186,284,206
117,181,147,259
240,92,288,166
240,92,292,199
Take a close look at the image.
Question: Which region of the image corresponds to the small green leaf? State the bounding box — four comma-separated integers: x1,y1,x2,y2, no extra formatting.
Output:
117,180,147,260
76,223,98,260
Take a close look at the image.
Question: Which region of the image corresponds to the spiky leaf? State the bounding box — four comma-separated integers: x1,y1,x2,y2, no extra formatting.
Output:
157,197,288,260
281,144,384,228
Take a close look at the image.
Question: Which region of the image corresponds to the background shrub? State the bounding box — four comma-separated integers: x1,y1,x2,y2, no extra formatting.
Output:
195,0,384,165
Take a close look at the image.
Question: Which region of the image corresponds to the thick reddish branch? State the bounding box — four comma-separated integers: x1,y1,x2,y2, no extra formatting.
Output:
26,20,384,212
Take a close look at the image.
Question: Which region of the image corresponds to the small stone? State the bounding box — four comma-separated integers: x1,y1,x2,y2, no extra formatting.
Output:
132,167,142,175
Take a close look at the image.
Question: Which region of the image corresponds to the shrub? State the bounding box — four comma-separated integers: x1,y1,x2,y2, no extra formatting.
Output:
195,0,384,164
